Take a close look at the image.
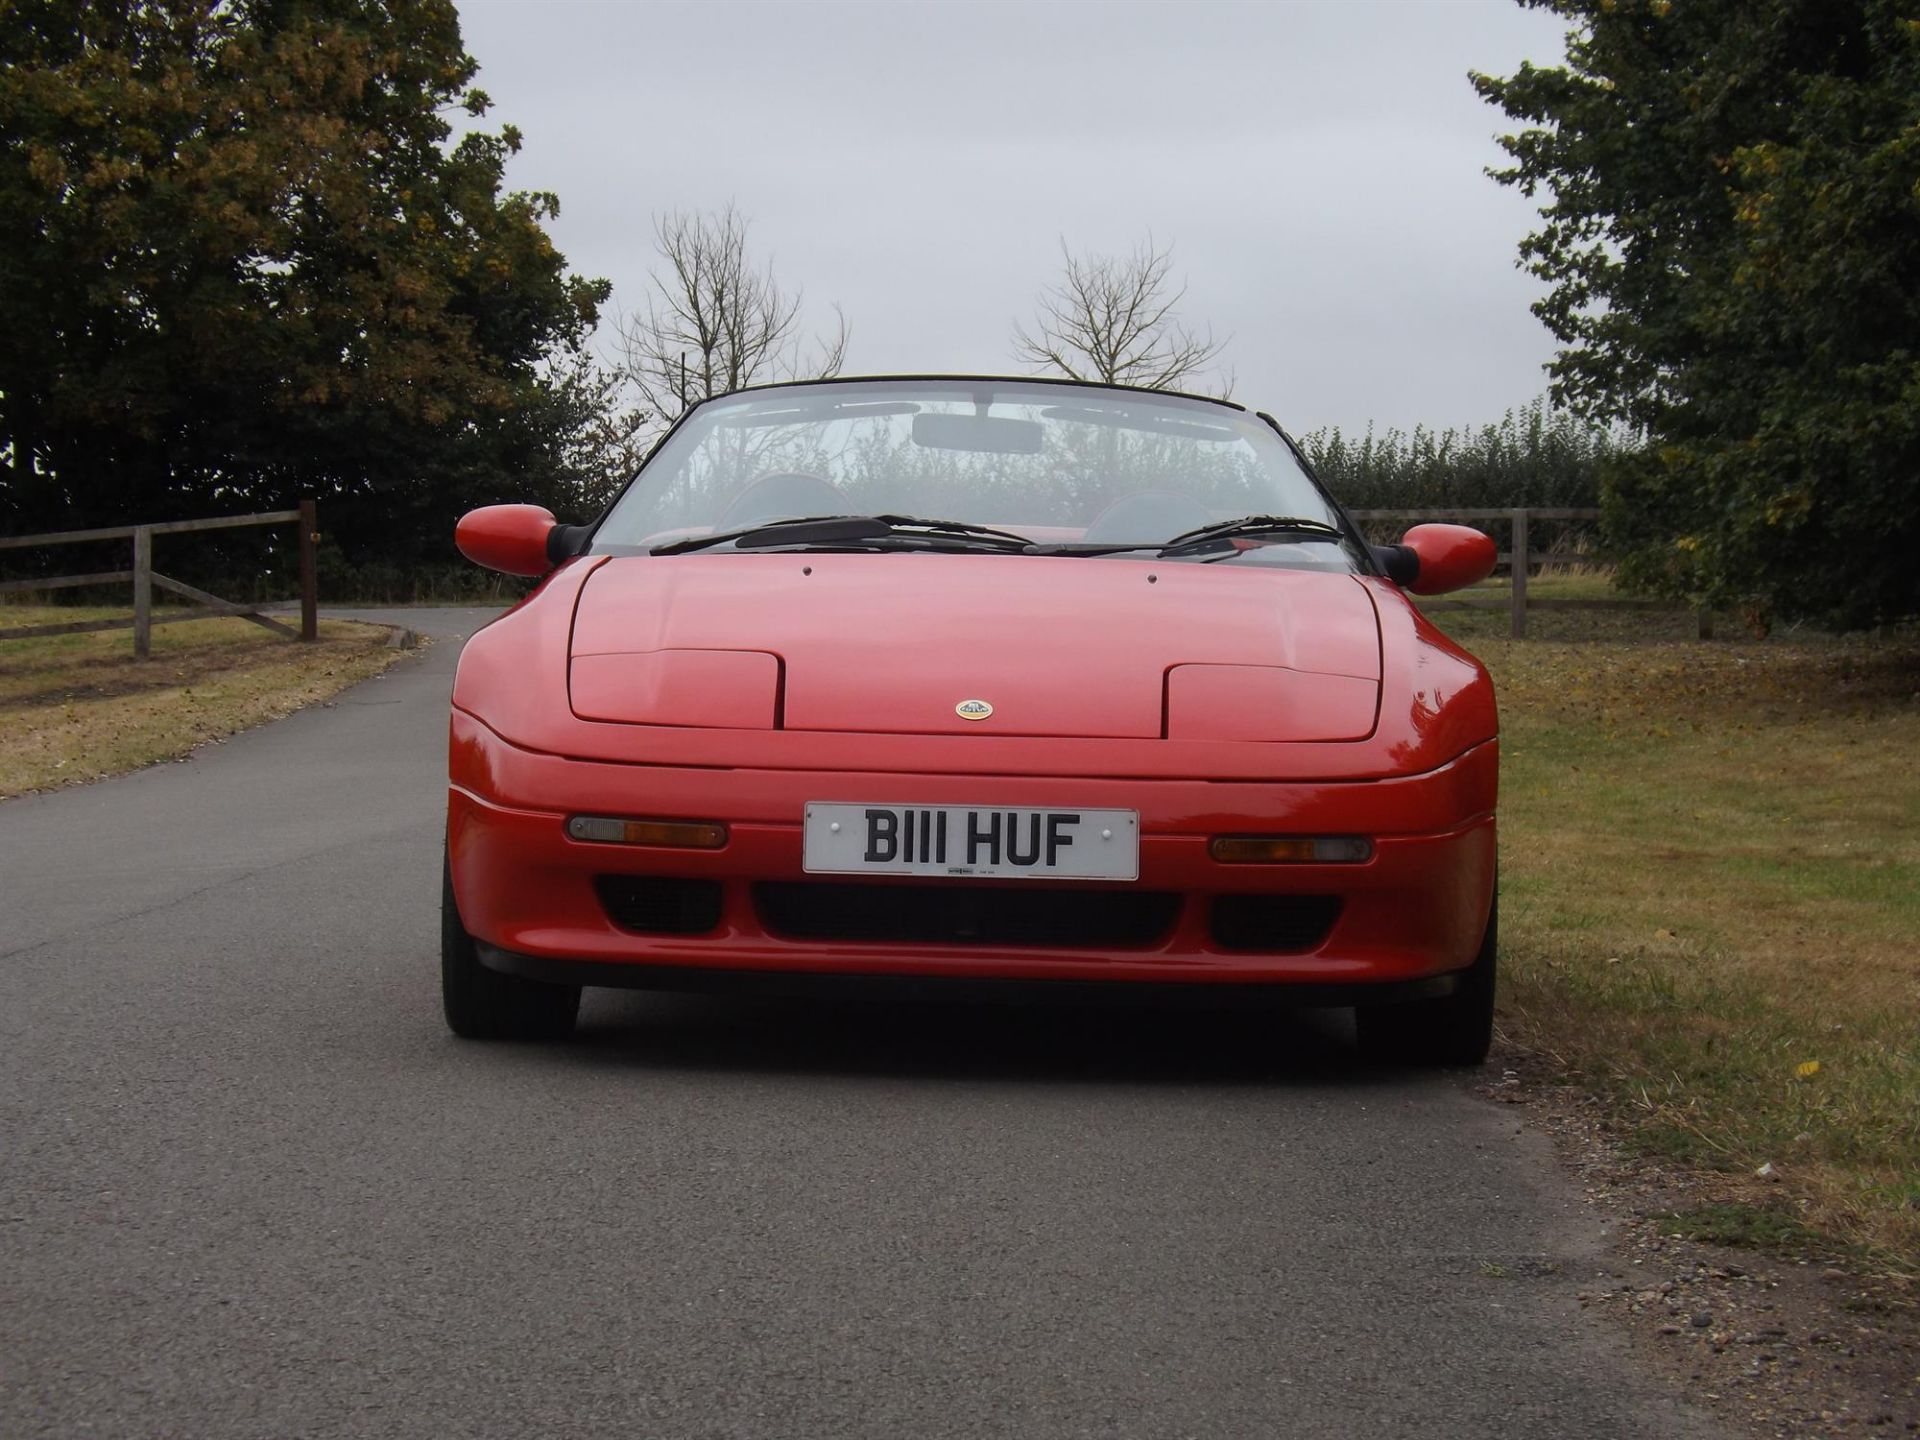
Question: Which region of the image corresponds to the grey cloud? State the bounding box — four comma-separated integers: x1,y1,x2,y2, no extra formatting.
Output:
459,0,1567,432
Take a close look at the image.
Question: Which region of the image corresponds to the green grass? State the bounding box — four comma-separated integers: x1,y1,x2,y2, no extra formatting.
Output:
1425,575,1920,1270
1656,1202,1827,1258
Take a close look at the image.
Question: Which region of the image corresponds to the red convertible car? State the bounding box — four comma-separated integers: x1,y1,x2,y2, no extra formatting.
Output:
444,377,1499,1062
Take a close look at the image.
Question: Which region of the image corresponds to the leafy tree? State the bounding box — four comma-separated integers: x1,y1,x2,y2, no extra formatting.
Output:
1473,0,1920,630
0,0,610,585
549,350,648,512
1013,238,1231,396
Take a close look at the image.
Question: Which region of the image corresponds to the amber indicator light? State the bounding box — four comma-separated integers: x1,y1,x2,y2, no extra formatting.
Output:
566,816,729,849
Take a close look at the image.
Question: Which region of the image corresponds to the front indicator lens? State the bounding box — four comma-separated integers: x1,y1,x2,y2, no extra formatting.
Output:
1209,836,1373,864
566,816,728,849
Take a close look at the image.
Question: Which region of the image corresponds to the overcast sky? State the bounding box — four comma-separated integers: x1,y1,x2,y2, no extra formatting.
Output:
457,0,1571,435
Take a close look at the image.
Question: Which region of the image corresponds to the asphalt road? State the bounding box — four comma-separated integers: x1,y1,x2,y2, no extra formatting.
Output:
1,607,1724,1440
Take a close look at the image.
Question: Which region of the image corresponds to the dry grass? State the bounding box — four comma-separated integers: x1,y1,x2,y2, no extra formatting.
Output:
0,603,405,799
1429,579,1920,1267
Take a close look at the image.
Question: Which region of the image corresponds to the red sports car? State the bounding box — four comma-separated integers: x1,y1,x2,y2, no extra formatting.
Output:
444,377,1499,1062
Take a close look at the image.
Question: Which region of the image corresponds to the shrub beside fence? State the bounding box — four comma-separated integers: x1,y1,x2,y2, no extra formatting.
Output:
1299,400,1629,513
0,503,318,658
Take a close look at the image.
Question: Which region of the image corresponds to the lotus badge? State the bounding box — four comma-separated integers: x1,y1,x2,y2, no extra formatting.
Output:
955,699,993,721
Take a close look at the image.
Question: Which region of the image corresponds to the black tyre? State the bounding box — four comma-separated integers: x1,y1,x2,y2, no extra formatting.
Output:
441,855,580,1040
1356,887,1497,1067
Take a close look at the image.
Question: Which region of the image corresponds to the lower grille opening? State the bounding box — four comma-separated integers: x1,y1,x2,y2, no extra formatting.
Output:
595,876,723,935
754,882,1180,948
1210,895,1342,953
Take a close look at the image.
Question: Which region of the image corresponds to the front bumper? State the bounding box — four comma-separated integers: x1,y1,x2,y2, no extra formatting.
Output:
448,709,1497,989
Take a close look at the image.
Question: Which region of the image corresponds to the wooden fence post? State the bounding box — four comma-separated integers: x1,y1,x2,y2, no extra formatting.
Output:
131,525,152,659
1509,508,1529,639
298,499,318,642
1696,605,1714,640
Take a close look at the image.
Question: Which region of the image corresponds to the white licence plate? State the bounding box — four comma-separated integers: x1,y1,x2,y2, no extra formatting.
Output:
803,803,1139,881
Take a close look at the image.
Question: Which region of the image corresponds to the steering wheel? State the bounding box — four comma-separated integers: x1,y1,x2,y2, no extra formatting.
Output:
1082,491,1215,545
715,472,850,531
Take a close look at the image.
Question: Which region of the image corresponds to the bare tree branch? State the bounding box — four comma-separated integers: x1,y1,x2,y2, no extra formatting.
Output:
1012,237,1231,397
618,203,849,432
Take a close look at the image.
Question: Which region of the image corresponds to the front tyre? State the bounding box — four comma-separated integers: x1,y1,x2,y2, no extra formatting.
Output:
1356,888,1497,1068
441,854,580,1040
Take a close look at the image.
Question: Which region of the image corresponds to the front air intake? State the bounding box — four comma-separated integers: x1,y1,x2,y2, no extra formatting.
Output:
1209,895,1342,953
594,876,724,935
754,882,1179,949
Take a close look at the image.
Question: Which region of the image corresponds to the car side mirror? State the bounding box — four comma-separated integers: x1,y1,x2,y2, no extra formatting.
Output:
1372,523,1497,596
455,504,562,577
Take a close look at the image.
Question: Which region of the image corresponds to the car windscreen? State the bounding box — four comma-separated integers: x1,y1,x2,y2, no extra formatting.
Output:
590,381,1359,569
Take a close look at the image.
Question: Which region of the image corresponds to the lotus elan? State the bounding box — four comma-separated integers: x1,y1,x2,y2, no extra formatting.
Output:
444,377,1500,1062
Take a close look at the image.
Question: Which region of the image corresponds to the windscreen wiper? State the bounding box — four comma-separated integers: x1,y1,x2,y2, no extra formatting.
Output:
650,514,1032,556
651,515,883,555
1026,514,1348,559
868,514,1034,550
1155,515,1347,557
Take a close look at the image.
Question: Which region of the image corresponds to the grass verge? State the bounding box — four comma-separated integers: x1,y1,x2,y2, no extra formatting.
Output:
1427,579,1920,1270
1655,1201,1828,1258
0,603,406,799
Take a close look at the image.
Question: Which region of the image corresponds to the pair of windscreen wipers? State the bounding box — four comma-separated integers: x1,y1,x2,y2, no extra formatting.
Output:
650,513,1347,558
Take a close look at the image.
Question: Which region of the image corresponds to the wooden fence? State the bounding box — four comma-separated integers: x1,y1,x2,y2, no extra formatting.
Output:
1349,506,1712,640
0,502,318,658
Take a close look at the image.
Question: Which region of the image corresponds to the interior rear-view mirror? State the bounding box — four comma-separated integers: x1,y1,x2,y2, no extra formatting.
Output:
911,412,1045,455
